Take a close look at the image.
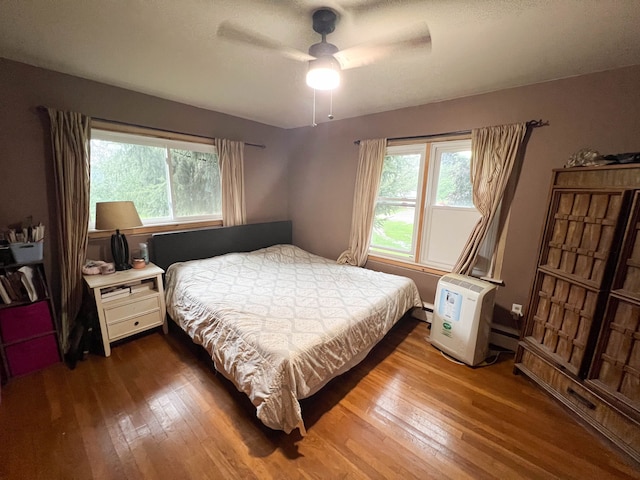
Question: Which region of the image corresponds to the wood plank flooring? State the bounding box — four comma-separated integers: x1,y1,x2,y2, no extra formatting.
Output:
1,317,639,479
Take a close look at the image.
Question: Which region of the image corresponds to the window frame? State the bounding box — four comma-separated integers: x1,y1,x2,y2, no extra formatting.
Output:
369,143,427,260
88,121,223,239
369,135,484,275
418,139,481,271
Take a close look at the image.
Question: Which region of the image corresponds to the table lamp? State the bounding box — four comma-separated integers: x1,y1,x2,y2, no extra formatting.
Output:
95,201,143,271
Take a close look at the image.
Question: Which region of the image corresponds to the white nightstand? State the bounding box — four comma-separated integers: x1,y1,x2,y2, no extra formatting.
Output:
83,263,167,356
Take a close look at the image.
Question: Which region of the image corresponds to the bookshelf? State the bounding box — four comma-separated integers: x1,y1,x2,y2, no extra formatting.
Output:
0,260,61,383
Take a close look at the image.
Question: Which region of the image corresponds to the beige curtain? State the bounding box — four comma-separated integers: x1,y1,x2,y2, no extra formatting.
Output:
47,108,91,352
216,138,246,226
337,138,387,266
453,122,527,275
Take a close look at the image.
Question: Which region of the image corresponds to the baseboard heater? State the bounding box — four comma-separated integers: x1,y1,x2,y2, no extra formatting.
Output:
414,301,519,350
489,323,520,351
411,301,433,323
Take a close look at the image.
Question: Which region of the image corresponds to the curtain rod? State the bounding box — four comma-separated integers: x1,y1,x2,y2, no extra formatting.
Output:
353,119,549,145
36,106,266,149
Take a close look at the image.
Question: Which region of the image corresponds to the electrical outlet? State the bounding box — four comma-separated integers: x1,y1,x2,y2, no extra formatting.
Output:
511,303,523,316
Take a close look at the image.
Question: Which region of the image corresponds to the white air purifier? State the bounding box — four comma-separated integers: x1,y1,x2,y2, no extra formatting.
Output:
431,273,497,366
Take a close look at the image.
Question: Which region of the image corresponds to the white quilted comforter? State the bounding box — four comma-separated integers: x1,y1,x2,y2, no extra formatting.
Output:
165,244,422,434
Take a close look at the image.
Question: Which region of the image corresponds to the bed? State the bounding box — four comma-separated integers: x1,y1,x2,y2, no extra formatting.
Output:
152,221,422,434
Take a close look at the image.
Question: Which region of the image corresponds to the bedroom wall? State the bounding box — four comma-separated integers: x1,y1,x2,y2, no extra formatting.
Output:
287,65,640,328
0,58,290,302
3,56,640,332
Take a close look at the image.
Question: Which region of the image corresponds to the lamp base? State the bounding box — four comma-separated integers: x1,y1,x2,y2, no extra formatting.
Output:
111,230,131,271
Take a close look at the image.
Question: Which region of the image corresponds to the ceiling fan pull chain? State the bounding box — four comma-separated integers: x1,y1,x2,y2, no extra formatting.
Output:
312,88,318,127
328,89,334,120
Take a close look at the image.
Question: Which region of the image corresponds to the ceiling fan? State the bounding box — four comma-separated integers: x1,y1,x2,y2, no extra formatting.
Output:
217,6,431,91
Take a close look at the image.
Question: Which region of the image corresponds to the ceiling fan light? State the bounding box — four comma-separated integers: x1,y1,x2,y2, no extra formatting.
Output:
306,57,341,90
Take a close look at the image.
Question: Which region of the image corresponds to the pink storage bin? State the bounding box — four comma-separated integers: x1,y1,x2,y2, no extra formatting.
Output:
0,301,53,343
5,334,60,376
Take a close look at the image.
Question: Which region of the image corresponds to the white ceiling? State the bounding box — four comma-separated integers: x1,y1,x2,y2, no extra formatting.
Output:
2,0,640,129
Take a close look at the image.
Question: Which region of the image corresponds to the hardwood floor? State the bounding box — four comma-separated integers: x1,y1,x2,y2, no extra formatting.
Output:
1,317,638,479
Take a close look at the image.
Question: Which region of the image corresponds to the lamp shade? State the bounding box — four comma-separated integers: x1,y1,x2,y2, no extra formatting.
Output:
95,201,142,230
306,56,341,90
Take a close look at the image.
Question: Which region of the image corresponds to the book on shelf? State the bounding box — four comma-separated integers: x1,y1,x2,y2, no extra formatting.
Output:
0,276,11,304
130,281,154,294
18,265,39,302
100,286,128,297
1,275,16,301
102,290,131,302
9,272,28,301
1,272,28,302
0,264,48,305
100,287,131,302
33,266,48,299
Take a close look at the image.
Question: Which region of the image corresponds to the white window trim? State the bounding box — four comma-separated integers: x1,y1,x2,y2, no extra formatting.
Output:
419,139,479,272
369,143,426,259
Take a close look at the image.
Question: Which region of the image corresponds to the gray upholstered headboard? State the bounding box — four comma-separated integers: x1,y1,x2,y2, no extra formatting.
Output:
150,220,292,272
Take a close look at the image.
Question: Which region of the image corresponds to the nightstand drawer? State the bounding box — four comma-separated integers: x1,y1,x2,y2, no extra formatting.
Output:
104,296,160,324
107,311,162,340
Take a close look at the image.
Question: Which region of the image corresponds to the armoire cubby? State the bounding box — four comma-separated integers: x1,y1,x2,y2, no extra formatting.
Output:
515,164,640,463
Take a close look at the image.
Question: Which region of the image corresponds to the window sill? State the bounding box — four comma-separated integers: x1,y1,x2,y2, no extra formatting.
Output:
89,219,223,239
367,254,449,276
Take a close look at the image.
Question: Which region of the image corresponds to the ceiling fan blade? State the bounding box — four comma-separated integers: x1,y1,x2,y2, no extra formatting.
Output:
334,23,431,70
344,0,426,16
217,21,314,63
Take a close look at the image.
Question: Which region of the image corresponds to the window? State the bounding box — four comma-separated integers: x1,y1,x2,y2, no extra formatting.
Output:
370,138,487,273
370,144,425,260
90,129,222,228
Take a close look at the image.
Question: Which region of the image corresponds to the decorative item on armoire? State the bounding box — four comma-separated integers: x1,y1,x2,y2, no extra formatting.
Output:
564,148,607,168
565,148,640,168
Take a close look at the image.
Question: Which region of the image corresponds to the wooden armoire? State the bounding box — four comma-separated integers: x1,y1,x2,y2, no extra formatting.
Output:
515,164,640,463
